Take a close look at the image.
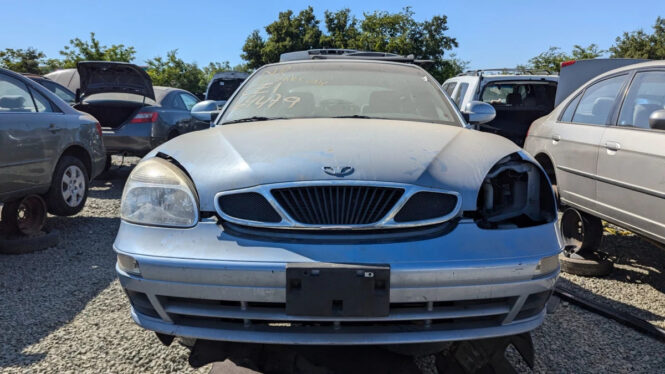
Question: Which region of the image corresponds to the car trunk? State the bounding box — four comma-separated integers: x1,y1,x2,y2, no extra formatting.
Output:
74,100,147,129
479,81,557,147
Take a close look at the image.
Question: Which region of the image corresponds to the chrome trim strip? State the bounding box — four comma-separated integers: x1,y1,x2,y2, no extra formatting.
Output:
558,165,665,200
213,180,462,230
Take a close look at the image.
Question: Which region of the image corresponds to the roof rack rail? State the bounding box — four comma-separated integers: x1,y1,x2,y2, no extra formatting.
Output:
457,68,554,77
280,49,433,66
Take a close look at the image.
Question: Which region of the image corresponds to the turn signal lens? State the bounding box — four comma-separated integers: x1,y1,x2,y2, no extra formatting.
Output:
117,253,141,275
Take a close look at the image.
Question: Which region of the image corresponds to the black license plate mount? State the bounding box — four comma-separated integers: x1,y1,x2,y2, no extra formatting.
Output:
285,263,390,317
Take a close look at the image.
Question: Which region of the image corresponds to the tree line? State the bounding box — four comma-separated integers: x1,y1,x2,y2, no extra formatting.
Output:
1,11,664,95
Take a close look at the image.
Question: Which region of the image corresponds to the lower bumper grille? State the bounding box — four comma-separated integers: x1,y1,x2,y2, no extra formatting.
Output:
158,296,515,329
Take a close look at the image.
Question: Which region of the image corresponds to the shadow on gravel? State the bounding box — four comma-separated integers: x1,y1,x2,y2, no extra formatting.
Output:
558,233,665,323
0,171,128,368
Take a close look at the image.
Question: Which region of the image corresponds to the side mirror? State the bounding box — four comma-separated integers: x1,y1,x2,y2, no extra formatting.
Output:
648,109,665,130
462,101,496,125
191,100,221,123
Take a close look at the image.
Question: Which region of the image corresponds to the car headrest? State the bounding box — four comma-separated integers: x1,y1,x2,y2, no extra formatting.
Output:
633,103,663,128
591,97,614,117
0,96,26,110
368,91,401,113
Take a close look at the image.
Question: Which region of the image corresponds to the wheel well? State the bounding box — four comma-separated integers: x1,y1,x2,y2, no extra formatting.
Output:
60,146,92,179
167,130,179,140
535,153,556,185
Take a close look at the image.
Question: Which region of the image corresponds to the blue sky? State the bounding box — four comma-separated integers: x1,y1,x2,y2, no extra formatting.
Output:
0,0,662,70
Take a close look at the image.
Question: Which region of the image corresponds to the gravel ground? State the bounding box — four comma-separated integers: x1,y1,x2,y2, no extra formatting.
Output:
1,158,664,373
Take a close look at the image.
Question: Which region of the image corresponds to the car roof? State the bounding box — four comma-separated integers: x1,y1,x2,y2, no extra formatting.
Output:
585,60,664,80
259,58,429,73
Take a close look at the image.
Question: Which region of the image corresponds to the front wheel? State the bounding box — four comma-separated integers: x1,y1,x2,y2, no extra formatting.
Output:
45,156,89,216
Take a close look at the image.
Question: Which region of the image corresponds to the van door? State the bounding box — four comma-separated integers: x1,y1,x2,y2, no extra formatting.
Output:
596,70,665,242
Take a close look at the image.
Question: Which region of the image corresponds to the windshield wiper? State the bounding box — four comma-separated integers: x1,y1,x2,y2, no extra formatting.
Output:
332,115,373,119
222,116,287,125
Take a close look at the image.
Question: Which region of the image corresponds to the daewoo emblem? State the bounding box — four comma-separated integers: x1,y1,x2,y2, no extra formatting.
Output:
322,166,354,177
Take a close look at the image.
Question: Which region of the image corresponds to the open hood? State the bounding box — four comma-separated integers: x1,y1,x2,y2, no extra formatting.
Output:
77,61,155,101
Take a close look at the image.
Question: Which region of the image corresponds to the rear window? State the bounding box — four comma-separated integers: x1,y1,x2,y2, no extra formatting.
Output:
207,78,246,101
480,82,556,109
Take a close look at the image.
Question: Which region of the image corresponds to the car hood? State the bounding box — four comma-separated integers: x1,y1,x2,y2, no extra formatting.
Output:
149,118,521,212
77,61,155,101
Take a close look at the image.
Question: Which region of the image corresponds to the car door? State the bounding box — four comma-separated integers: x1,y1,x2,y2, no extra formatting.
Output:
179,92,208,131
549,74,629,211
0,74,59,197
596,69,665,242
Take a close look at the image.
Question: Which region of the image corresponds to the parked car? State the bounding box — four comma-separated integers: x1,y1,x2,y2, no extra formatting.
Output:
46,62,210,157
205,71,249,107
442,69,558,147
23,74,76,105
524,59,665,257
114,53,561,346
0,67,105,225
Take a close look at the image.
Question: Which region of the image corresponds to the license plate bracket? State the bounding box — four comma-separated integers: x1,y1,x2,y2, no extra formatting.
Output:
285,263,390,317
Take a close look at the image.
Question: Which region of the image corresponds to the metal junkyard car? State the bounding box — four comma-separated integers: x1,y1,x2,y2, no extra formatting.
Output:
114,57,561,346
0,67,105,230
525,60,665,256
46,62,210,157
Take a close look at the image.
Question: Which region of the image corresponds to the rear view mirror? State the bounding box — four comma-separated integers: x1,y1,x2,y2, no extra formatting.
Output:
462,101,496,125
648,109,665,131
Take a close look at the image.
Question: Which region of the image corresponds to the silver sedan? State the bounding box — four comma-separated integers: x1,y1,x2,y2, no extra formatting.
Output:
114,59,561,345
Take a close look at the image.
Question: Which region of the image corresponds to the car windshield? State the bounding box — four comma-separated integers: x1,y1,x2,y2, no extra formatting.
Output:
220,61,461,126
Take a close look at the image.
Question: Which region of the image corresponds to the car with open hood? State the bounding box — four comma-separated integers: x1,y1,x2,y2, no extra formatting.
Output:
114,56,561,347
46,62,210,158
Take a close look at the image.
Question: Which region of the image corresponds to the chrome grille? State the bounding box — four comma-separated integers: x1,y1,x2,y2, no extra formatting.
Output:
271,186,404,225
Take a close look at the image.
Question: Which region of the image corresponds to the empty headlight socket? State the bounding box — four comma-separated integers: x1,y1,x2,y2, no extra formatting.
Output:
476,154,556,229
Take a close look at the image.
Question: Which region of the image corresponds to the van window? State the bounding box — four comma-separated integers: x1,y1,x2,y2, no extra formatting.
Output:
452,83,468,107
572,75,627,125
443,82,457,96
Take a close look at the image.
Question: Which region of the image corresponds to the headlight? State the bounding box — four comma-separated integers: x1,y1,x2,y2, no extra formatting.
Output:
120,157,198,227
476,154,556,229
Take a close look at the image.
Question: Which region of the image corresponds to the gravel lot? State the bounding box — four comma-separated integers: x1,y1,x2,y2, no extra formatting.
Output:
1,158,664,373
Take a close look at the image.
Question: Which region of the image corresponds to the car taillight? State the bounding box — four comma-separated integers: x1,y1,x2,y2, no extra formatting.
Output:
95,122,103,138
130,112,159,124
560,60,576,68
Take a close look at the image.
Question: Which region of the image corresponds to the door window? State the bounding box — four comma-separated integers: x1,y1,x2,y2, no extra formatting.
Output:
560,94,582,122
170,93,187,110
180,93,199,111
618,71,665,129
0,74,37,113
29,87,54,112
572,75,627,125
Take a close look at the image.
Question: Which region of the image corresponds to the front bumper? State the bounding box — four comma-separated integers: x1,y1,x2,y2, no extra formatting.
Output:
115,219,561,345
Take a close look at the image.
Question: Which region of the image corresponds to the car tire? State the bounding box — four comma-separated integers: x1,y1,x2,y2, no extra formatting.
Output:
559,252,613,277
560,207,603,255
45,156,89,216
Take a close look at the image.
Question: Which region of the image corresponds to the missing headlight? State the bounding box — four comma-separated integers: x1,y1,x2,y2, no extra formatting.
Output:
476,154,556,229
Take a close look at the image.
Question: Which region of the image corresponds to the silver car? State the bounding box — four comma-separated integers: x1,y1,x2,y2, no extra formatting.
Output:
525,60,665,255
115,59,561,345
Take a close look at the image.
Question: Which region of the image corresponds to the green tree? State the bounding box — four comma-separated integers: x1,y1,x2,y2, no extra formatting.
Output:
0,47,46,74
146,50,206,95
610,17,665,59
320,9,360,49
525,44,603,73
59,32,136,68
240,7,459,82
242,7,323,69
